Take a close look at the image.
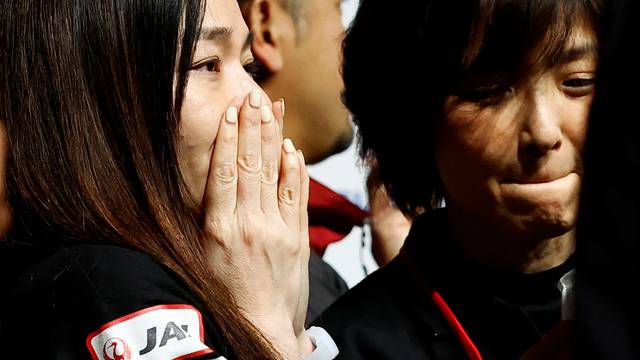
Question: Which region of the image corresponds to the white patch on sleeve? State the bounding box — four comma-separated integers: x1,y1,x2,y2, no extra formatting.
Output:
86,304,217,360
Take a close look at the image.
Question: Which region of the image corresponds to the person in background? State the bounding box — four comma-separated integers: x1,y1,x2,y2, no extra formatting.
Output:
236,0,367,323
315,0,602,358
366,160,412,266
577,0,640,358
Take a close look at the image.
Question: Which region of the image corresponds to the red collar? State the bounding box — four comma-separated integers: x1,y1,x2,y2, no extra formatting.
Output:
308,178,368,255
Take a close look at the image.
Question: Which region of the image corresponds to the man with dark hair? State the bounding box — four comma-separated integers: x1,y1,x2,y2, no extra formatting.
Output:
237,0,366,325
314,0,602,358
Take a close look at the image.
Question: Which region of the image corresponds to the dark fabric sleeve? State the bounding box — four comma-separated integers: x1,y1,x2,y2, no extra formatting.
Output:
306,252,349,326
1,244,229,360
312,261,448,360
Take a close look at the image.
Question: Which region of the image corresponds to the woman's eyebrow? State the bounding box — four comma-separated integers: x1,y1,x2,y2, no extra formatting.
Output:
200,26,233,41
199,27,254,52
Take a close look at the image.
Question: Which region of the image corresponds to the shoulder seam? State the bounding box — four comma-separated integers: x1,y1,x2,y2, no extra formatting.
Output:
60,246,107,302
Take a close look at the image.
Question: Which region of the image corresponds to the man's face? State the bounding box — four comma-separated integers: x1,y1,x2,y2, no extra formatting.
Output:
435,26,597,240
274,0,353,163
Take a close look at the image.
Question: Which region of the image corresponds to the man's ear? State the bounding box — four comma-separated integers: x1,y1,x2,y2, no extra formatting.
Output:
245,0,287,73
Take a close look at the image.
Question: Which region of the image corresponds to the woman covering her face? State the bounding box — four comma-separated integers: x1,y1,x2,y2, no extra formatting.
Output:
0,0,338,359
314,0,602,359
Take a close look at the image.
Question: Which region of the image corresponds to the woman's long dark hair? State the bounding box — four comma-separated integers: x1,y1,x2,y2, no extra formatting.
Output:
1,0,279,358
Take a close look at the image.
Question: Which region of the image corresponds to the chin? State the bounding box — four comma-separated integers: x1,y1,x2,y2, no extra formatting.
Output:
326,129,354,158
498,180,581,239
517,205,579,240
309,128,353,163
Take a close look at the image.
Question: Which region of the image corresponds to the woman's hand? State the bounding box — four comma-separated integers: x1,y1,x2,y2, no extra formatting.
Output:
202,90,312,358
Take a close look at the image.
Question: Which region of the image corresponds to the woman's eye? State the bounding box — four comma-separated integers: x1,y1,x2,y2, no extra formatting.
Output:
243,60,262,79
191,57,221,73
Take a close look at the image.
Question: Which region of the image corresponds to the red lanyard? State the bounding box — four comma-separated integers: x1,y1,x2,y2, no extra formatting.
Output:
431,290,483,360
400,251,483,360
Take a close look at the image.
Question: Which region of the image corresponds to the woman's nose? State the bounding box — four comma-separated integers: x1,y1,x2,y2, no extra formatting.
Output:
227,65,271,109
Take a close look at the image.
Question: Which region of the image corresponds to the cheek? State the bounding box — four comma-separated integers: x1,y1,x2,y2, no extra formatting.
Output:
561,97,591,153
178,79,225,199
180,84,223,153
438,106,518,178
436,105,521,209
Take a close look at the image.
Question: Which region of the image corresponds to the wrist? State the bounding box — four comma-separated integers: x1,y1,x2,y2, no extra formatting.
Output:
301,327,339,360
297,332,315,356
250,315,300,357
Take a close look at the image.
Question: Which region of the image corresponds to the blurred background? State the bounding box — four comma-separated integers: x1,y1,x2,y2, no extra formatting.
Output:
306,0,379,288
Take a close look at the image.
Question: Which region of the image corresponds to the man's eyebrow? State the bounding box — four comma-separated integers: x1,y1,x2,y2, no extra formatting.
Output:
557,43,598,64
199,27,254,52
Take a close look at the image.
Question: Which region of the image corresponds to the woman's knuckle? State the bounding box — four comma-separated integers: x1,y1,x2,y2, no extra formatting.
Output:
238,153,261,174
278,186,297,205
214,162,237,183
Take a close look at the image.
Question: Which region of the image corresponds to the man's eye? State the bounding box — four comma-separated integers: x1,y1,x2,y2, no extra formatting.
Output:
243,60,262,79
455,85,514,103
562,76,596,97
562,78,595,88
191,58,221,73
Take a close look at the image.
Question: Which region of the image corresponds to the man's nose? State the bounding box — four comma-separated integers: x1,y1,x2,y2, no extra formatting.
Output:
519,92,563,158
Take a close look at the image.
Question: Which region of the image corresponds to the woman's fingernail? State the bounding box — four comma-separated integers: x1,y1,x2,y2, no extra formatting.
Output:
297,149,305,164
226,106,238,124
283,138,296,153
261,105,272,123
249,89,261,108
276,98,285,117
